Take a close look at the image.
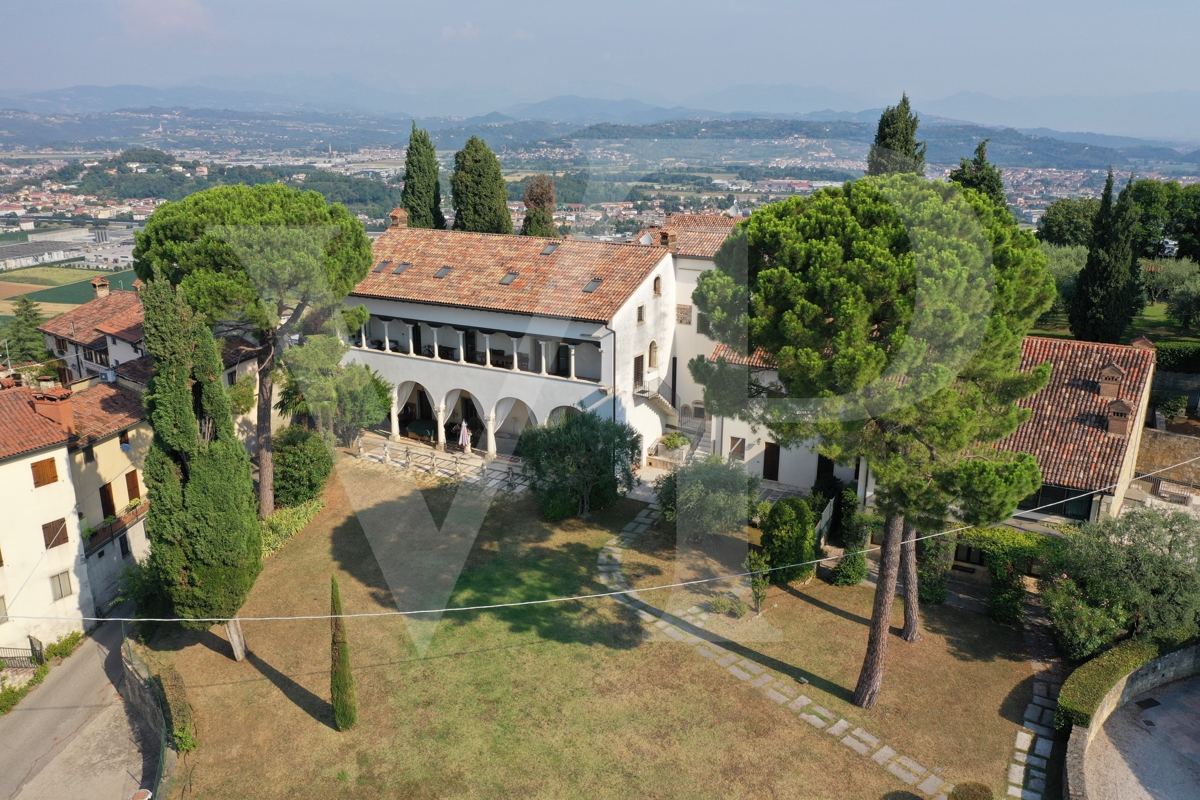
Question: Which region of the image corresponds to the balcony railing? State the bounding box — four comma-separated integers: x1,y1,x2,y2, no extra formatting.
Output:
84,499,149,554
353,336,601,383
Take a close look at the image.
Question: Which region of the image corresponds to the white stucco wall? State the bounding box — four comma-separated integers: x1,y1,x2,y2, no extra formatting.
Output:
0,445,96,649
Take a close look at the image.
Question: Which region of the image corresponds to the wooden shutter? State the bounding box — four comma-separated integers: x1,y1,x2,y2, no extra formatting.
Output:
31,458,58,487
42,518,68,549
100,483,116,519
125,470,140,501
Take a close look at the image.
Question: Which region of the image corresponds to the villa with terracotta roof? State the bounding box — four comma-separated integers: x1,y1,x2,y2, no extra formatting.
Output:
37,275,145,381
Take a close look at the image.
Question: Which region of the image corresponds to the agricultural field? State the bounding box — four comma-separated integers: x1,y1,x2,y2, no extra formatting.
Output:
17,268,136,305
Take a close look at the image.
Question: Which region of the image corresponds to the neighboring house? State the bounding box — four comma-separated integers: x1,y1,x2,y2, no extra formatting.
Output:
346,209,675,461
38,276,145,382
219,338,289,453
0,383,96,649
68,375,153,609
1127,428,1200,516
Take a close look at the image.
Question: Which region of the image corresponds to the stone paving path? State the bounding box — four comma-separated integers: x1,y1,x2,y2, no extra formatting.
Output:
600,502,958,799
1002,593,1065,799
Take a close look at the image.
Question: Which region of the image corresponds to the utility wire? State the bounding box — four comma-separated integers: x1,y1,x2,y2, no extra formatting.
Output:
7,450,1200,625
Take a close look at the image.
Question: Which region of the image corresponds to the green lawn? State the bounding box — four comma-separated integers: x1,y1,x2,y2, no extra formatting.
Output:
142,460,1035,799
1034,302,1198,345
17,269,136,303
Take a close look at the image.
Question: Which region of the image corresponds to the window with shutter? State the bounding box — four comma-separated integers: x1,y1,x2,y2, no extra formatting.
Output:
42,518,68,549
31,458,58,487
50,571,73,601
126,470,140,501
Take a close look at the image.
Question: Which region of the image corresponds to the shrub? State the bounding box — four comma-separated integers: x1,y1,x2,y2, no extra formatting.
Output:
539,489,578,523
655,455,761,541
709,596,732,614
1055,640,1160,729
761,498,817,583
1156,342,1200,374
949,782,994,800
330,574,358,731
661,432,689,451
744,552,770,612
157,665,197,752
1152,393,1188,418
522,411,641,519
0,663,49,716
261,498,326,557
273,425,334,507
753,500,773,527
917,531,955,604
830,513,878,586
960,528,1047,625
44,630,84,660
731,599,751,618
1042,576,1124,661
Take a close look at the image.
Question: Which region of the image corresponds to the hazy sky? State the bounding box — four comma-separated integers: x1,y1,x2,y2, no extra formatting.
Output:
7,0,1199,105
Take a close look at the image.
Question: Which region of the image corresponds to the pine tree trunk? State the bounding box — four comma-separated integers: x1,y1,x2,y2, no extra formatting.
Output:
852,513,904,708
256,341,277,520
901,521,922,643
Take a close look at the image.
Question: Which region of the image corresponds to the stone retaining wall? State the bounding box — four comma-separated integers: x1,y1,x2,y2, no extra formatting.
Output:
121,653,176,784
1063,643,1200,799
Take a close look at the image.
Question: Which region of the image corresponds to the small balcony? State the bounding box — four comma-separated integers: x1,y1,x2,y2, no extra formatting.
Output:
84,499,149,554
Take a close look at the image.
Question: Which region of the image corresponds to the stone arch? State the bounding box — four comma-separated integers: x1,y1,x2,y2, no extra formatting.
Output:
547,405,581,426
490,397,538,456
648,340,659,370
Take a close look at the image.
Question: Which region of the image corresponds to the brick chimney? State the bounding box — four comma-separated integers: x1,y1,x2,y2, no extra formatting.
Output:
91,275,110,300
1130,335,1155,352
33,387,76,435
1098,363,1126,398
132,278,144,295
659,229,677,251
1106,398,1133,437
389,207,409,229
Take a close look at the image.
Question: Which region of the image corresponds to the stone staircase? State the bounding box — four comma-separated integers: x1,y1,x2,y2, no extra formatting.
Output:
634,387,678,424
689,425,713,462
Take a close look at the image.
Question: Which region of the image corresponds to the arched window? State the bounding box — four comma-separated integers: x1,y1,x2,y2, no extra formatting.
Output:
653,275,662,296
648,341,658,369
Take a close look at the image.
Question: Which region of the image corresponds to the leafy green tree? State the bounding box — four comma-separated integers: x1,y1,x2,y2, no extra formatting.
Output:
450,136,513,234
760,497,817,584
520,410,641,519
133,184,372,518
520,174,559,238
654,455,762,541
1036,197,1100,247
401,123,445,229
1167,273,1200,329
0,297,52,365
690,175,1053,707
273,425,334,507
743,552,770,613
1172,183,1200,263
1143,257,1197,305
1040,243,1088,317
948,139,1006,208
333,364,390,446
866,94,926,177
1127,178,1181,259
1069,170,1144,342
141,277,261,627
330,574,357,731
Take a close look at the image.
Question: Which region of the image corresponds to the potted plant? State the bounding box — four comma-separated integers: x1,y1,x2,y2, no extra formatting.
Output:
660,432,690,461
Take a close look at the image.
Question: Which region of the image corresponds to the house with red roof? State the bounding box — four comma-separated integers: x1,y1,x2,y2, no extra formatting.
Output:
37,276,145,382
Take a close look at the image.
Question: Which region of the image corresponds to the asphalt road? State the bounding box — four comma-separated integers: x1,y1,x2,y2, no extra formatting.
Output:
0,610,156,800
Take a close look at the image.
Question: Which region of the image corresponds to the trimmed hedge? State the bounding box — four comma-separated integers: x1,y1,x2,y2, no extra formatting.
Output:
158,664,198,752
761,497,817,584
949,783,994,800
1054,640,1160,729
261,498,325,557
1156,342,1200,374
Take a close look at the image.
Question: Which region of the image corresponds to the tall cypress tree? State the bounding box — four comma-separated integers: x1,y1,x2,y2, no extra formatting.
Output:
867,94,926,177
401,123,445,229
451,136,513,234
142,277,262,627
1,297,52,365
1068,170,1143,342
330,573,357,731
520,174,559,238
948,139,1006,208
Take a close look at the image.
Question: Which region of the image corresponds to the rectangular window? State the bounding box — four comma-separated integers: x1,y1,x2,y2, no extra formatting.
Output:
225,370,236,387
83,347,110,367
31,458,58,487
42,518,68,549
500,271,519,285
729,437,746,460
50,571,73,601
582,278,602,293
54,337,68,352
119,534,130,558
100,482,116,519
636,305,645,324
126,470,140,501
434,265,452,278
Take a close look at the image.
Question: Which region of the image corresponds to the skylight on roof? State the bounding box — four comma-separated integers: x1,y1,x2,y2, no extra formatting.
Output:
393,262,411,275
540,242,560,256
434,265,452,278
372,260,392,273
582,278,602,293
500,271,519,285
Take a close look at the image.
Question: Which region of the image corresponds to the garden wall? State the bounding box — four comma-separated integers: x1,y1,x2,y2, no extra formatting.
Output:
1062,643,1200,799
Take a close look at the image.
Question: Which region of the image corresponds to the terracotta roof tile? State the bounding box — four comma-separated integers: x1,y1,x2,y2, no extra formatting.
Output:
353,228,668,323
710,343,777,369
0,387,69,461
221,338,263,369
38,290,143,348
638,213,739,259
997,336,1156,491
115,355,153,385
69,382,146,448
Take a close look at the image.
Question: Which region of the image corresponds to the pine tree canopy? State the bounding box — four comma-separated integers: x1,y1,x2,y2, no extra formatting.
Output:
521,175,559,238
867,94,927,177
141,276,262,627
1,296,52,365
1068,170,1144,342
948,139,1006,208
451,136,513,234
401,123,445,229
